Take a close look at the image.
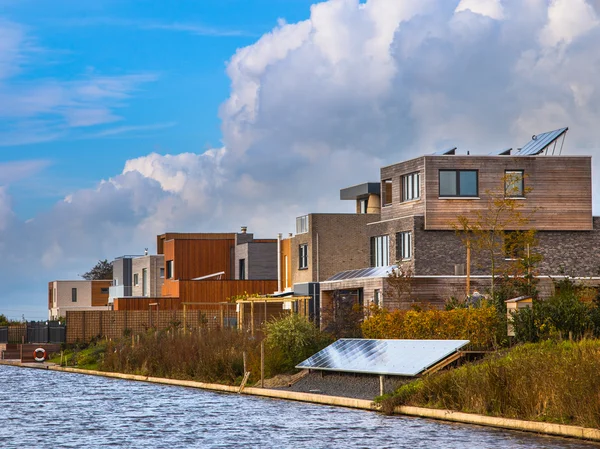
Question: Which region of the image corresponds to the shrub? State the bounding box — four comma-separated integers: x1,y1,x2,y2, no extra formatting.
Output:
362,304,503,350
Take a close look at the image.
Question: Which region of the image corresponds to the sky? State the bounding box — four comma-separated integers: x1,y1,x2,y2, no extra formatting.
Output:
1,0,600,320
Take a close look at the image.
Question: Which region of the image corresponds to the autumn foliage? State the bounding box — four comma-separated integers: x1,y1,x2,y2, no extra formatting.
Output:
361,305,503,350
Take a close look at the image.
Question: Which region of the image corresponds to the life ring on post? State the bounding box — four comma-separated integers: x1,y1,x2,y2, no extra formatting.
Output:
33,348,46,362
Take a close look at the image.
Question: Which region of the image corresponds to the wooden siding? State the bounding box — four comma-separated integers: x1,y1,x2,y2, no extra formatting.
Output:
48,282,53,309
157,232,236,254
172,238,235,280
380,156,426,222
91,280,112,307
423,156,592,231
280,238,292,289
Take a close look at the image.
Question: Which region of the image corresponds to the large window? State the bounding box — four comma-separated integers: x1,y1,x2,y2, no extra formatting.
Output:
505,170,524,197
439,170,478,197
299,244,308,270
239,259,246,280
396,232,412,260
296,215,309,234
382,179,393,207
71,288,77,303
371,235,390,267
142,268,148,296
166,260,174,279
402,172,420,202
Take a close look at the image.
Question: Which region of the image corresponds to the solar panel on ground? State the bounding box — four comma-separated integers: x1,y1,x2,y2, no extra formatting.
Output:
516,127,568,156
296,339,470,377
325,266,396,282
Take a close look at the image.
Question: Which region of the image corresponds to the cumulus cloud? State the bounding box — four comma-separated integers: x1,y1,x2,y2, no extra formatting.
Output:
4,0,600,318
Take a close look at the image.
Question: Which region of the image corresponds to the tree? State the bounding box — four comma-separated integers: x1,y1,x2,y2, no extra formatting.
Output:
385,265,415,310
455,172,539,302
81,259,113,280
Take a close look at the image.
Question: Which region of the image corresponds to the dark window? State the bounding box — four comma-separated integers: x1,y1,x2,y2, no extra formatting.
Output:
402,172,420,202
439,170,478,197
159,267,165,278
359,198,368,214
133,273,139,286
370,235,389,267
239,259,246,280
166,260,174,279
396,232,412,260
100,288,109,294
299,244,308,270
382,179,393,207
71,288,77,303
373,289,381,307
142,268,148,296
505,170,524,197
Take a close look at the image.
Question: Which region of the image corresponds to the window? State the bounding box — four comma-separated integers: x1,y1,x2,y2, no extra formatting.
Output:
71,288,77,303
359,198,368,214
371,235,390,267
382,179,393,207
296,215,309,234
101,288,109,294
239,259,246,280
373,289,382,307
166,260,174,279
142,268,148,296
505,170,524,197
396,232,412,260
402,172,420,202
159,267,165,278
439,170,478,197
133,273,139,286
504,231,527,260
299,244,308,270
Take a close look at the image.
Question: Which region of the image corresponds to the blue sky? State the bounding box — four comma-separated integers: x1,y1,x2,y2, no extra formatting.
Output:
2,0,600,320
1,0,316,218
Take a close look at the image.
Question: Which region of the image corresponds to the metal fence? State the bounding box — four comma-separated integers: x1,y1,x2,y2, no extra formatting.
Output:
0,322,66,344
0,327,6,343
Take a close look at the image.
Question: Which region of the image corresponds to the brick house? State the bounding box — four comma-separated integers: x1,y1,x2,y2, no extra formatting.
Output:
320,128,600,317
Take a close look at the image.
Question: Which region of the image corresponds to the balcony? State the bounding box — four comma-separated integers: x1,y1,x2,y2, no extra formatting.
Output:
108,285,132,303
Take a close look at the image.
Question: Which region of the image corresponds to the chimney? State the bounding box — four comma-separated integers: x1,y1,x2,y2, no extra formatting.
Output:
241,226,247,234
144,248,148,256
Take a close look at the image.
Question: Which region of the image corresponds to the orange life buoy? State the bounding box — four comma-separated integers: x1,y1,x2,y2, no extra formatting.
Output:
33,348,46,362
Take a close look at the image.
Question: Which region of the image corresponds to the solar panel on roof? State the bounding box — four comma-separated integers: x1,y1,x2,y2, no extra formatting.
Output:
296,339,470,377
431,147,457,156
516,127,568,156
325,265,396,281
489,148,512,156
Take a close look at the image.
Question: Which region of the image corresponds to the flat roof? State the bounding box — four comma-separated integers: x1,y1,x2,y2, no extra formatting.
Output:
340,182,380,200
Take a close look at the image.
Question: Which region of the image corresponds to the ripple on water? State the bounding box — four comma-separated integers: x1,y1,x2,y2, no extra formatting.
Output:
0,365,597,449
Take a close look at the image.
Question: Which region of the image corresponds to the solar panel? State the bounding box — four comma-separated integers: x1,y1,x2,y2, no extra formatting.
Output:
516,127,568,156
296,339,470,377
431,147,457,156
489,148,512,156
325,265,396,282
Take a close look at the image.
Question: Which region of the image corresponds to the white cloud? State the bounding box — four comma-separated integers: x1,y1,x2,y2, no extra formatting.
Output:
4,0,600,319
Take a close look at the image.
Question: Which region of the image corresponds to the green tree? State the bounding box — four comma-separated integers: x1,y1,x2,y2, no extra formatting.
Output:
81,259,113,280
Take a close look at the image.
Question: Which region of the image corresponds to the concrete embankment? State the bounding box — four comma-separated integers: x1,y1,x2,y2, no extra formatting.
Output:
4,361,600,443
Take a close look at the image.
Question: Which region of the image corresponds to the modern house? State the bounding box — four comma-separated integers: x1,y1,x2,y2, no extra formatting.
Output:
320,127,600,316
48,280,112,320
132,254,165,297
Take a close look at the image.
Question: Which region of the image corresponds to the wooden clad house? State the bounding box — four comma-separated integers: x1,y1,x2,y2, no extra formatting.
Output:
48,280,112,320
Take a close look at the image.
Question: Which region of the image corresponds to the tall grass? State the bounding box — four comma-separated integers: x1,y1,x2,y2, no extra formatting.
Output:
381,340,600,428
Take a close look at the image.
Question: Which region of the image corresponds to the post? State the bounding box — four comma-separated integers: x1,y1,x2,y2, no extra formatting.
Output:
20,335,24,362
243,351,247,374
251,301,255,337
264,300,267,326
466,240,471,297
220,305,224,329
379,375,384,397
183,304,187,335
260,341,265,388
277,233,282,292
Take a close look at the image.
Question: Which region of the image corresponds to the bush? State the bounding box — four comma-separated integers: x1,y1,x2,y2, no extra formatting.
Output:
264,314,331,373
362,304,503,350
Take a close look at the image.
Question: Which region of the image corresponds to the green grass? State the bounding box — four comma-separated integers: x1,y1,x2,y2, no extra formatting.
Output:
380,339,600,429
47,342,107,371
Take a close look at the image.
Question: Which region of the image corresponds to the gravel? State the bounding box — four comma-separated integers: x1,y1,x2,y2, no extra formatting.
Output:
277,371,409,400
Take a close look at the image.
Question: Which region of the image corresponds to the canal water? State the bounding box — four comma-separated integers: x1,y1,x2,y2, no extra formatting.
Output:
0,365,596,448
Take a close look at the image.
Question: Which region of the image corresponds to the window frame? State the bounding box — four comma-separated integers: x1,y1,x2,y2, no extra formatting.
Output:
402,172,420,202
359,198,368,214
382,179,393,207
71,288,77,303
396,231,412,261
166,260,174,279
133,273,139,286
439,169,479,197
299,244,309,270
505,170,525,198
370,235,390,267
296,215,309,234
239,258,246,280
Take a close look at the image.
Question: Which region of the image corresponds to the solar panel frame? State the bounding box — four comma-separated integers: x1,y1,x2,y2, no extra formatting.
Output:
325,265,397,282
431,147,457,156
296,339,470,377
516,127,568,156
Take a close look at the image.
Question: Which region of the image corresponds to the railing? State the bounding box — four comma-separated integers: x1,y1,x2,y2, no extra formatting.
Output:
109,285,132,301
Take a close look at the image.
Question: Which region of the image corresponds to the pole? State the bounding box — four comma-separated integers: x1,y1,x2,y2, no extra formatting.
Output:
183,303,187,335
243,351,247,374
379,375,384,396
466,240,471,297
260,341,265,388
251,301,255,337
277,233,282,292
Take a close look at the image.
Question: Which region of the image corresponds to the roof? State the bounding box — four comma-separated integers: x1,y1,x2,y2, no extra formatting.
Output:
505,296,533,303
324,265,397,282
516,127,568,156
340,182,381,200
296,339,470,377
